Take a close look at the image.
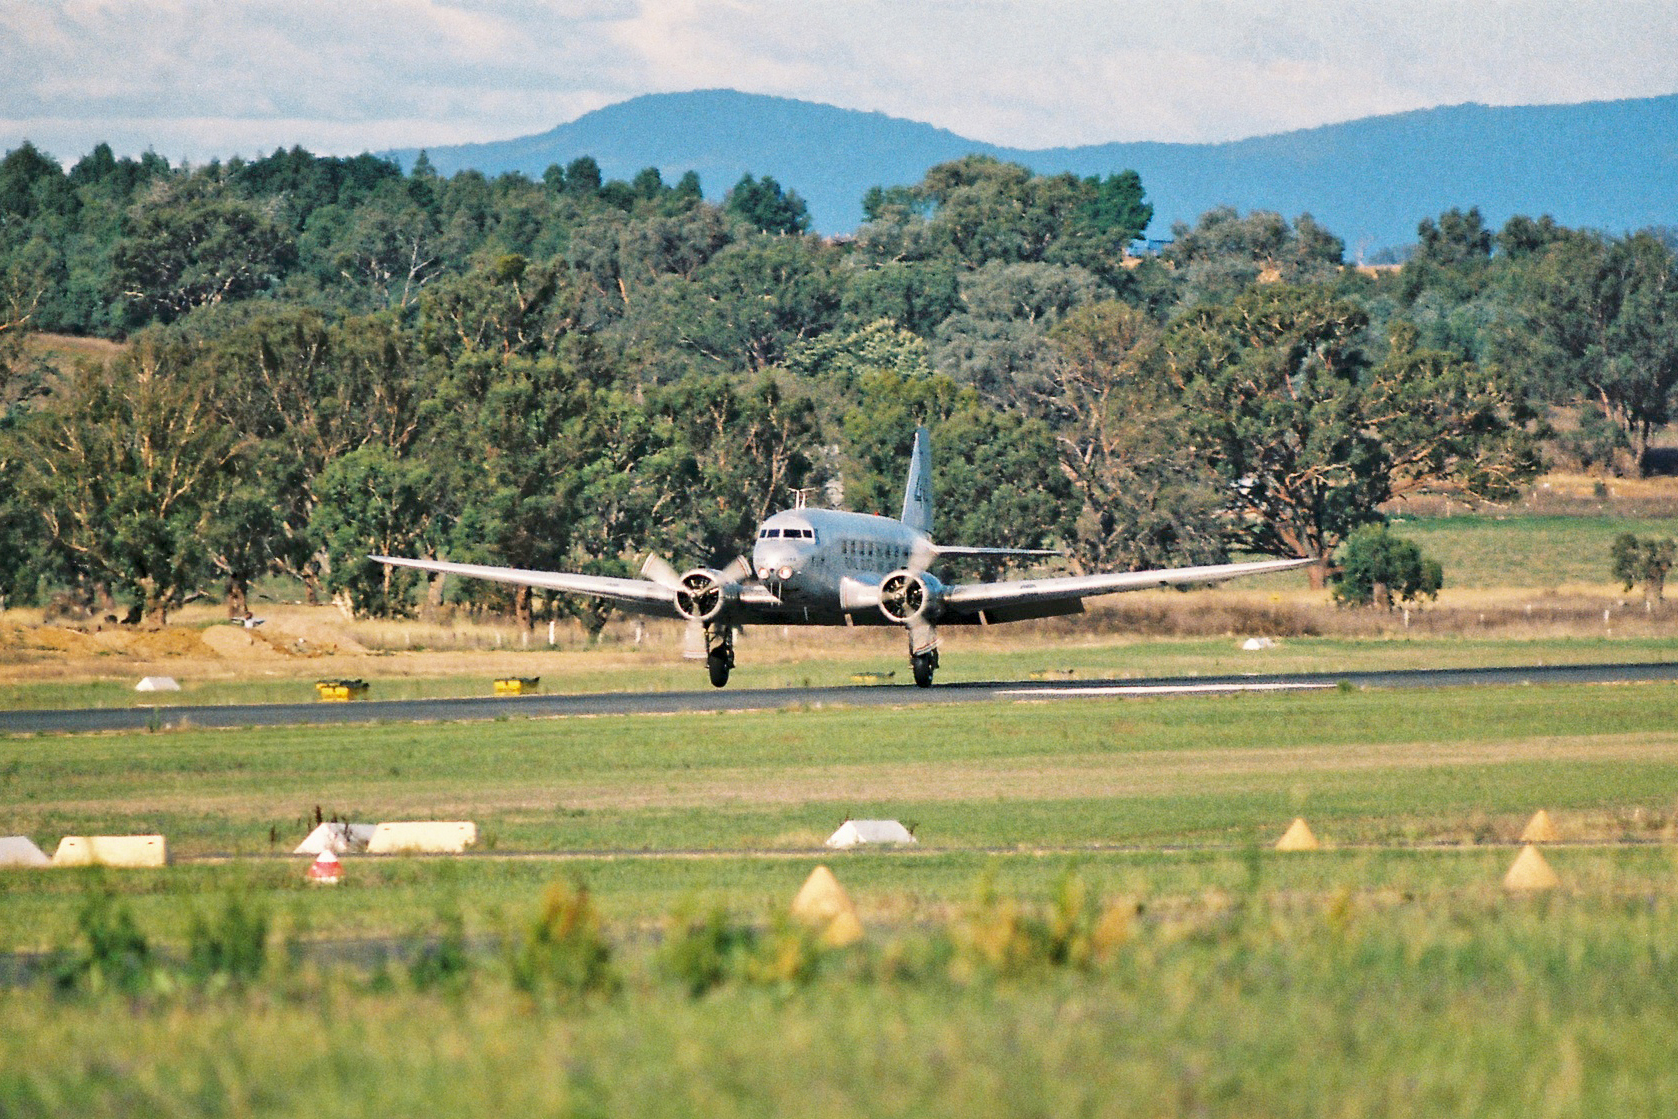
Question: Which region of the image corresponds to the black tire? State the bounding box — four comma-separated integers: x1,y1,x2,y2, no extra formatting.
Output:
707,653,731,688
911,654,934,688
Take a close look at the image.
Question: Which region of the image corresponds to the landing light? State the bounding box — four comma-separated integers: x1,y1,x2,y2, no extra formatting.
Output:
778,565,794,580
757,567,770,580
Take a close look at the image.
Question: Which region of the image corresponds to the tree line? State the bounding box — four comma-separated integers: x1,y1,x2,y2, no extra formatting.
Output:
0,139,1672,624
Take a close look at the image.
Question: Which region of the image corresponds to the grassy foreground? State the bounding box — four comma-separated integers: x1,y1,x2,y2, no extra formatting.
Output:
5,681,1678,1116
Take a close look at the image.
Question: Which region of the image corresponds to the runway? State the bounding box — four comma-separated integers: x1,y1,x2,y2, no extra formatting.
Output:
4,660,1678,735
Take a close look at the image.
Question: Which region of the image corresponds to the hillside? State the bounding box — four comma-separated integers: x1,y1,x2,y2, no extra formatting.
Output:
385,89,1678,249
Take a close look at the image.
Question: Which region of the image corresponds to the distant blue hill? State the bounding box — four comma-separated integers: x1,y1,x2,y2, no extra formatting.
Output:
384,88,1678,252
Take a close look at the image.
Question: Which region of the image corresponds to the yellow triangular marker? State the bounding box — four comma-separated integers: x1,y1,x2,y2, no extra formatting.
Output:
790,865,864,945
1519,809,1559,843
1503,843,1560,891
821,909,865,948
1274,818,1320,851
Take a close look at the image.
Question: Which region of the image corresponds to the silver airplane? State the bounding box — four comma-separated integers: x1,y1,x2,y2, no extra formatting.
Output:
373,427,1311,688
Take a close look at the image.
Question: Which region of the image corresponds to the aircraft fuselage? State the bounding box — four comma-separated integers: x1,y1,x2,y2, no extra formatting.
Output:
749,507,922,625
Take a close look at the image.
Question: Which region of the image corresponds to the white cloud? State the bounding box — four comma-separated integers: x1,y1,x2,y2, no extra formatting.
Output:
1,0,1675,162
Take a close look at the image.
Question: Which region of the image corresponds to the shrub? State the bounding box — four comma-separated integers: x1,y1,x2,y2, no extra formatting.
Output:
408,908,472,992
52,887,153,995
1331,523,1443,608
508,878,617,1001
660,905,830,995
186,896,269,986
660,904,759,997
948,868,1129,982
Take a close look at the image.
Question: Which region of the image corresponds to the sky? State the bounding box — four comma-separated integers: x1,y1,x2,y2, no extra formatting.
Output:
4,0,1677,166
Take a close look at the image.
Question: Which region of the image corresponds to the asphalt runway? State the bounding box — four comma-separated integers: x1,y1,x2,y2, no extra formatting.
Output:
4,661,1678,735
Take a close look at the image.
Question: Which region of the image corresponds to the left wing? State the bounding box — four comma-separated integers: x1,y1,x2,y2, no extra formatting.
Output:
370,555,685,617
941,556,1314,620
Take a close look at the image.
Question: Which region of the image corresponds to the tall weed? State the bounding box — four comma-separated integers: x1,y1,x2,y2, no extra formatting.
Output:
185,896,269,987
51,884,152,995
507,877,617,1002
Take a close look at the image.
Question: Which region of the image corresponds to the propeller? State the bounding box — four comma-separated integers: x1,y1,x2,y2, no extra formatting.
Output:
641,554,681,589
641,553,754,653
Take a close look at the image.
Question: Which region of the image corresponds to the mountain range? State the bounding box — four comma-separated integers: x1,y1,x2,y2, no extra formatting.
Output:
385,89,1678,253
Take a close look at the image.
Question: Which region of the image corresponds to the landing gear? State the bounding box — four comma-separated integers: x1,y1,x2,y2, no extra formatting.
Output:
705,624,735,688
911,649,938,688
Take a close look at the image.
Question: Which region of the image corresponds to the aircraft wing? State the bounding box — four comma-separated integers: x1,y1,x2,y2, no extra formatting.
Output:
369,555,684,617
942,556,1315,619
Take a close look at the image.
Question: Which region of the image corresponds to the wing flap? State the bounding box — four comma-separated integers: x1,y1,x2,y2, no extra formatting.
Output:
370,555,681,615
943,557,1314,615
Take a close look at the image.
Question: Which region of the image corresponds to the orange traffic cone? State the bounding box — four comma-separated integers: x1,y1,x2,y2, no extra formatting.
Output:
306,847,343,885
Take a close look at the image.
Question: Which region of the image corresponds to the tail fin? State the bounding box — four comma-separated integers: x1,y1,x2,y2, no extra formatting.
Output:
899,426,933,536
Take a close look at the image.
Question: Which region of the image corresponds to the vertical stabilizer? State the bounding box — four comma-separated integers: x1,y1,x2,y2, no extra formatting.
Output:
899,426,933,536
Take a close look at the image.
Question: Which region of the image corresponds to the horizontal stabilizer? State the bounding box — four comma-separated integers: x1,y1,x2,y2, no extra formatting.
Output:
931,545,1063,559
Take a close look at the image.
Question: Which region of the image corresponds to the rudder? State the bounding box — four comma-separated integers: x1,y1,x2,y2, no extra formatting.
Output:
899,426,933,535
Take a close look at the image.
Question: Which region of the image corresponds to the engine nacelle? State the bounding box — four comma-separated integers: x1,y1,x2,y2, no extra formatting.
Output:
878,569,945,626
675,568,739,623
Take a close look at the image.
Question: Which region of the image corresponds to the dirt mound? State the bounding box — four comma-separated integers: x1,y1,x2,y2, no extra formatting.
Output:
201,625,287,659
10,625,105,655
124,628,208,658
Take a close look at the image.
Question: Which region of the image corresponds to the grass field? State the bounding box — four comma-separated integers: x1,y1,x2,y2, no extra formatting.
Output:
5,678,1678,1116
1389,510,1678,589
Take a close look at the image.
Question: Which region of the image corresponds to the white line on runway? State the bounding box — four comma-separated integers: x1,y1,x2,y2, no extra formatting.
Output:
997,682,1338,698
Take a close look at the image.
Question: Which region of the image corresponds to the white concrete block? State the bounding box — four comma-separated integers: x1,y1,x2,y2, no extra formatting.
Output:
135,676,181,691
52,834,169,867
825,819,917,849
0,836,50,868
294,822,376,855
367,821,478,854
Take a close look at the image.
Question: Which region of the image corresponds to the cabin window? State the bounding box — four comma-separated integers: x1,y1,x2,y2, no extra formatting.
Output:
765,529,781,538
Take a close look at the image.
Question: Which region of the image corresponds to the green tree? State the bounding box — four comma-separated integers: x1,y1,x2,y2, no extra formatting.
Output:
110,175,296,324
1610,532,1676,604
933,261,1103,406
1045,301,1227,572
932,404,1076,575
649,375,825,564
1501,230,1678,475
308,445,440,617
1162,289,1534,584
327,185,443,310
1331,523,1443,609
1160,284,1382,583
838,259,960,337
431,340,617,629
724,174,811,236
856,156,1148,284
1165,207,1344,306
638,234,841,374
1362,321,1538,503
203,308,432,601
14,340,240,623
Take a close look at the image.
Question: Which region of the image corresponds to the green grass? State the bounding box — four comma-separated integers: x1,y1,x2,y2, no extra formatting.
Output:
1388,511,1678,589
5,680,1678,943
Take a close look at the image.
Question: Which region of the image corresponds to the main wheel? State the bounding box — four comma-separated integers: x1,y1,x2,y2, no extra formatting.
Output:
707,652,731,688
911,652,935,688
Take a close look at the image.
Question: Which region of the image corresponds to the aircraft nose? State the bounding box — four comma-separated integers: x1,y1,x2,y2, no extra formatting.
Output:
754,544,800,582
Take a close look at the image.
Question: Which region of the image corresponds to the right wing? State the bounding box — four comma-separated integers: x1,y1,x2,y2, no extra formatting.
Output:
370,555,684,617
942,556,1314,619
